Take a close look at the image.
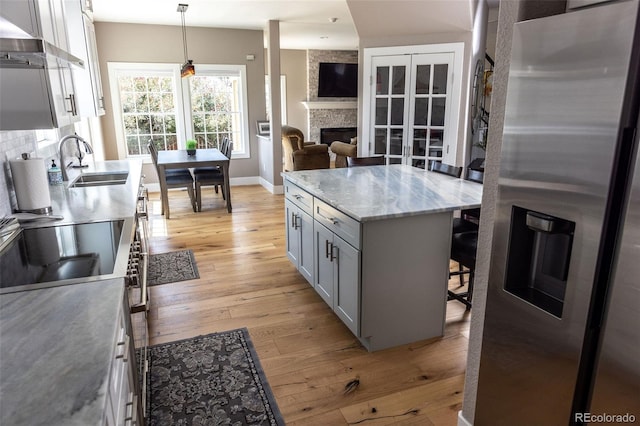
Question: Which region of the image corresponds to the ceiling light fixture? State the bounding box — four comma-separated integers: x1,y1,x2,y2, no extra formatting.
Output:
177,3,194,78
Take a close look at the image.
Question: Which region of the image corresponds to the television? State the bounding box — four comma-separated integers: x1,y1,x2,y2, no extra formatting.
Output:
317,62,358,98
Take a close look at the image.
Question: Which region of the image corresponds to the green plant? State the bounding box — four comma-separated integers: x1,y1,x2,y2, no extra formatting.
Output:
186,139,197,150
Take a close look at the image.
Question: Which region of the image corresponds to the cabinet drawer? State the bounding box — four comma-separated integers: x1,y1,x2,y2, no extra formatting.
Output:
314,198,361,249
284,180,313,215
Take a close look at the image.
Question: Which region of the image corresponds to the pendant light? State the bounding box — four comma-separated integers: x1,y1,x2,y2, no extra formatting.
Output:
177,3,195,78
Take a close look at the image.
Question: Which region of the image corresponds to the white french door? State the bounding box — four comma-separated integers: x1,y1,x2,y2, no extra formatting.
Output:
370,55,412,164
363,44,464,169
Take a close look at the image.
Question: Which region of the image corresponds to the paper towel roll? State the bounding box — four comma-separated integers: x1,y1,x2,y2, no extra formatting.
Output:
9,156,52,212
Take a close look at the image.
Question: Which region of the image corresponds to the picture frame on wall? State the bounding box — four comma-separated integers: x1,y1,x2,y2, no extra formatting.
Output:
257,121,270,135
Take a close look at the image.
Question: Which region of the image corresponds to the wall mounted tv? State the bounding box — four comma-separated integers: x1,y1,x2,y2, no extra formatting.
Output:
317,62,358,98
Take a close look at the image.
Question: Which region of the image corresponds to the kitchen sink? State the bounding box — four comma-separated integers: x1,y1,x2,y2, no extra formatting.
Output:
69,172,129,188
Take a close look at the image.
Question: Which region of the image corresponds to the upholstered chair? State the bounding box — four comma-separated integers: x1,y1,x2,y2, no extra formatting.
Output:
330,136,358,168
281,125,329,171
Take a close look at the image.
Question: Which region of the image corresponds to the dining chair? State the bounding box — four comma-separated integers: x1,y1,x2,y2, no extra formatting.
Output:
429,160,462,177
447,168,484,307
193,141,232,212
192,138,228,194
147,142,196,215
453,168,485,235
448,230,478,310
346,156,386,167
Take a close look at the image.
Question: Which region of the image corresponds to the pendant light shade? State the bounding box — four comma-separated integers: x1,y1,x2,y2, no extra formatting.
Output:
177,3,194,78
181,60,195,78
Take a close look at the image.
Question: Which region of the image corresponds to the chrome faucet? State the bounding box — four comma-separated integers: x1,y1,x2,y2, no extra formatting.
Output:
58,133,94,181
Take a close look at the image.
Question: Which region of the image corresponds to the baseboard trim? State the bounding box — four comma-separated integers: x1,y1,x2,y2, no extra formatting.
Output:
259,177,284,194
458,411,473,426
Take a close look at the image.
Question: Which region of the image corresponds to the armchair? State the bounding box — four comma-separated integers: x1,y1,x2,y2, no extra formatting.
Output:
330,136,358,168
282,125,329,171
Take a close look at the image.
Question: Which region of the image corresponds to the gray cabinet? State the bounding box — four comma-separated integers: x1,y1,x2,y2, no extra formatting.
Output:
285,199,314,285
314,221,360,336
106,292,141,425
283,171,460,352
285,179,361,336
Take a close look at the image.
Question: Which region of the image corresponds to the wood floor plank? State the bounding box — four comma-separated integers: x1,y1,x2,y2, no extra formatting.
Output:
145,186,472,425
339,374,465,425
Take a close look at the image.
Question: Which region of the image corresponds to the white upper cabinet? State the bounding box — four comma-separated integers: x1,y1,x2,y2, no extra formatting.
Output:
0,0,104,130
64,0,105,116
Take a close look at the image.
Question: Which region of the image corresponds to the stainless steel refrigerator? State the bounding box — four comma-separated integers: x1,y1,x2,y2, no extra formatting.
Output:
475,1,640,424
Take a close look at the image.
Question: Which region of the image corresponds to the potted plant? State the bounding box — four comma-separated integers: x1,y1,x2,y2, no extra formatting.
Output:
186,139,197,155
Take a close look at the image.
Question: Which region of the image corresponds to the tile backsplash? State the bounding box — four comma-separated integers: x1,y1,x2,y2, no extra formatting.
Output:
0,126,76,216
0,130,38,216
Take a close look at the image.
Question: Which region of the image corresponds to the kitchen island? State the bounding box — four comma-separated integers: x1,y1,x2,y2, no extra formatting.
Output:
282,164,483,351
0,159,145,425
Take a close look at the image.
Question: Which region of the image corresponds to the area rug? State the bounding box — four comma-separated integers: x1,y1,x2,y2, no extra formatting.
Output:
147,328,284,425
147,249,199,286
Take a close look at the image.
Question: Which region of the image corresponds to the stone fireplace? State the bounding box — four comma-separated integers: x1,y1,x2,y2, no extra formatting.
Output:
304,50,358,145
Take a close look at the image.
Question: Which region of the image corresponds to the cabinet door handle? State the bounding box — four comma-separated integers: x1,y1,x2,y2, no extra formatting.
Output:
293,194,302,200
329,244,337,262
325,239,331,259
116,337,130,362
124,392,137,425
65,95,74,113
317,210,338,225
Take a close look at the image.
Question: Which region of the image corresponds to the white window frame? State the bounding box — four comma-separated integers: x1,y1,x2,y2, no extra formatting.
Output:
181,64,250,158
108,62,250,160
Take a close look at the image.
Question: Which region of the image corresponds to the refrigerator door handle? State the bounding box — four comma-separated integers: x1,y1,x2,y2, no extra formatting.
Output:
526,211,558,233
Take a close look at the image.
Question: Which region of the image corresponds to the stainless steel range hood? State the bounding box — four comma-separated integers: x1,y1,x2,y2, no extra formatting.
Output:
0,16,84,69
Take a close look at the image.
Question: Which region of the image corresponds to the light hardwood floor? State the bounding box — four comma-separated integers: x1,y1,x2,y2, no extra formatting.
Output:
146,185,472,425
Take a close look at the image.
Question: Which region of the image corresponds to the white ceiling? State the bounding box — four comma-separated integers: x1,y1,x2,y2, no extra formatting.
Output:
92,0,492,50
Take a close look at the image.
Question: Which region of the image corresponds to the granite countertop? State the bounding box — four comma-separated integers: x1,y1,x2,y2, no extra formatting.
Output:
0,160,143,425
0,279,124,425
282,164,483,222
25,159,144,228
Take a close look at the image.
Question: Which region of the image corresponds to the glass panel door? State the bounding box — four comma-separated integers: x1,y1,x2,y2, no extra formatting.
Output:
408,53,453,169
370,56,412,163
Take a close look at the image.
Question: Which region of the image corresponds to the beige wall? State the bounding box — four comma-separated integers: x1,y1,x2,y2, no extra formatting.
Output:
94,22,267,182
279,49,307,132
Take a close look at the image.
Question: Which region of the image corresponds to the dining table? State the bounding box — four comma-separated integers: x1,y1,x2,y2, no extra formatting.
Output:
157,148,231,218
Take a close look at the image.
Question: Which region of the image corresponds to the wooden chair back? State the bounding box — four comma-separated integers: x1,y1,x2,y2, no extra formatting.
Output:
429,161,462,178
147,141,159,170
347,156,386,167
466,169,484,183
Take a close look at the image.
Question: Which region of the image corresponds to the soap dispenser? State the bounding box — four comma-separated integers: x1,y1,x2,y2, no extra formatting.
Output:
48,159,63,185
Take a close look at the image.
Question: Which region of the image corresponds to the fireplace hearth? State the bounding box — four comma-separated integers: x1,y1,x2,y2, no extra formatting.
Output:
320,127,357,146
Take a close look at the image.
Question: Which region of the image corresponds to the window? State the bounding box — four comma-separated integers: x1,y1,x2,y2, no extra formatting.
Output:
108,63,250,159
186,66,247,150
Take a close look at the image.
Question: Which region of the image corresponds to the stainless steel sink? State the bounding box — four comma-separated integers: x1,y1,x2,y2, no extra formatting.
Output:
69,172,128,188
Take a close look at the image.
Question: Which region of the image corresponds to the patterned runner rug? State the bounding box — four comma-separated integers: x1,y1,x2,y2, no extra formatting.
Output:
147,249,199,286
147,328,284,425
